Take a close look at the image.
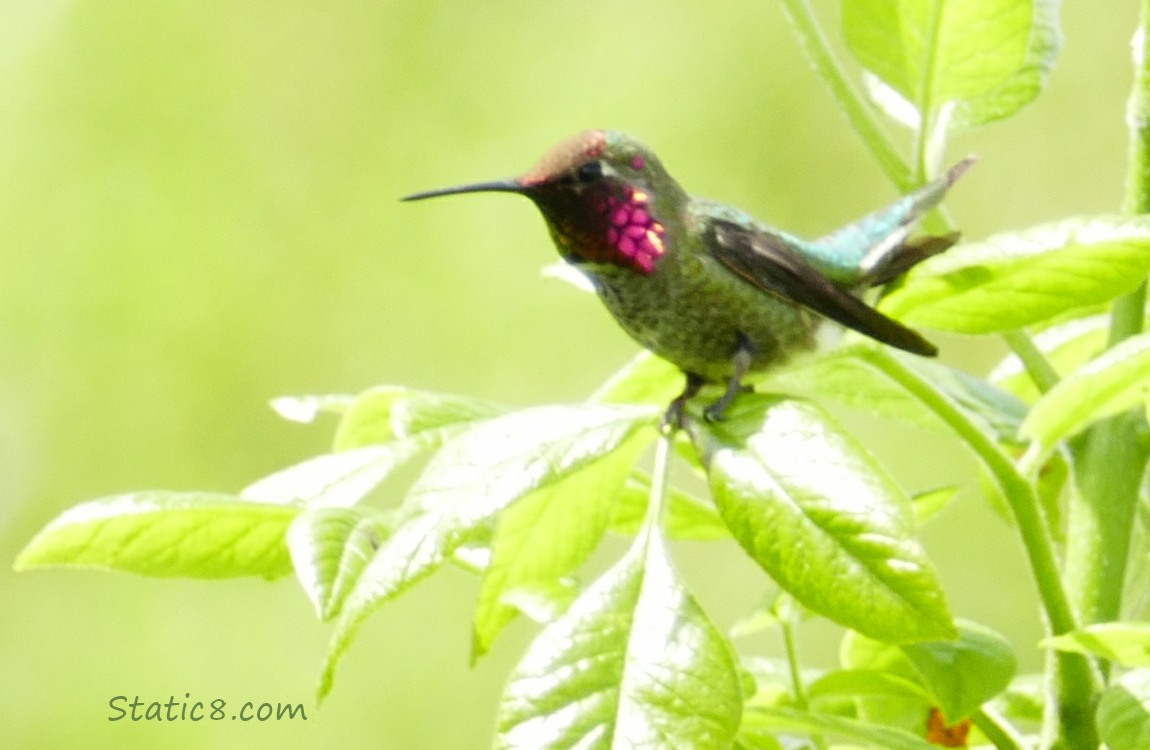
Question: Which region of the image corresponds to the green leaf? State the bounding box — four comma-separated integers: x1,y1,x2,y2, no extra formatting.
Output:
740,706,937,750
270,393,355,423
901,620,1017,721
1021,332,1150,454
609,473,730,541
881,216,1150,333
840,621,1016,729
843,0,1032,113
333,386,504,450
733,729,784,750
765,346,944,430
695,395,955,643
317,403,658,700
856,1,1060,130
952,0,1061,127
333,385,410,447
494,530,742,750
807,669,934,704
840,629,933,732
911,486,960,526
902,356,1028,441
496,580,580,626
15,492,296,579
391,390,506,437
287,507,393,620
729,595,785,639
1044,622,1150,667
990,313,1111,403
994,674,1045,724
590,350,686,406
766,345,1026,440
471,428,649,661
1098,669,1150,750
240,445,424,508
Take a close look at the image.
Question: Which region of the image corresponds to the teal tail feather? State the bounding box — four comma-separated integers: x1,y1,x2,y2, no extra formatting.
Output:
806,157,976,286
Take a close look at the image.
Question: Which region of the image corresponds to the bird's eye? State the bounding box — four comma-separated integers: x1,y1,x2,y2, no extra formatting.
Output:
576,161,604,183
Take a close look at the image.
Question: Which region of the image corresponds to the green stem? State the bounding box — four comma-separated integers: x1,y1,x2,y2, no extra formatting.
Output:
972,706,1030,750
1002,329,1060,394
1066,418,1149,625
779,609,829,750
641,428,674,538
1060,0,1150,682
777,0,912,191
1109,282,1146,344
781,619,807,708
862,350,1071,631
859,348,1098,747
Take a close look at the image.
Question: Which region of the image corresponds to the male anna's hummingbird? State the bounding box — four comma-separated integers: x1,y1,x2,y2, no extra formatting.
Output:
404,130,971,423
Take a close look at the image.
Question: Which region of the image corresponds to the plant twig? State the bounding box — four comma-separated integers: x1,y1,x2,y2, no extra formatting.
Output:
777,0,912,191
972,705,1030,750
779,609,829,750
1002,329,1060,394
859,348,1098,749
1060,0,1150,702
641,427,674,538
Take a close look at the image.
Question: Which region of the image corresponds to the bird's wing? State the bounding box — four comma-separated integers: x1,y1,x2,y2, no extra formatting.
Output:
707,219,938,356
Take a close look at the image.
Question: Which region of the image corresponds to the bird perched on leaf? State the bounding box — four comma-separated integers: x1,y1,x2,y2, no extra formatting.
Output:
405,130,971,424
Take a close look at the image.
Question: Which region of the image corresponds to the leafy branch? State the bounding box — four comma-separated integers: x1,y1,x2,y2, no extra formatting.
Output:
16,1,1150,748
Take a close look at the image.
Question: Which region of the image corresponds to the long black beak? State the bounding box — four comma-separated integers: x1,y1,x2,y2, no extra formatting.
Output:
401,179,524,202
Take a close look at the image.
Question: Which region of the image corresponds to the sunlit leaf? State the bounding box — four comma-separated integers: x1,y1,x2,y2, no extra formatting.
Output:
498,580,581,626
471,429,649,661
881,216,1150,333
859,0,1060,132
333,385,503,450
900,356,1028,441
270,393,355,423
240,445,423,508
808,669,933,704
287,507,394,620
1021,332,1150,454
840,621,1016,730
729,597,784,639
901,620,1017,721
15,492,296,579
694,395,955,643
590,349,685,407
609,473,730,541
495,530,742,750
843,0,1032,113
764,346,942,429
952,0,1061,127
912,486,960,526
840,629,934,733
993,674,1045,724
766,345,1026,440
1098,669,1150,750
1044,622,1150,667
332,385,410,447
740,706,937,750
990,313,1111,402
390,391,506,438
317,404,658,700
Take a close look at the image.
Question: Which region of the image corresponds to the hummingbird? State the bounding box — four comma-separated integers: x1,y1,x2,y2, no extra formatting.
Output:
404,130,971,424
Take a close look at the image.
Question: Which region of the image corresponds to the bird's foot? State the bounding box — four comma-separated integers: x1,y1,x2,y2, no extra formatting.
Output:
703,335,756,422
703,383,753,423
661,372,704,433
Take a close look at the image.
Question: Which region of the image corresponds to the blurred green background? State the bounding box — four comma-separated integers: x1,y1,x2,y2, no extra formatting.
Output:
0,1,1137,747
